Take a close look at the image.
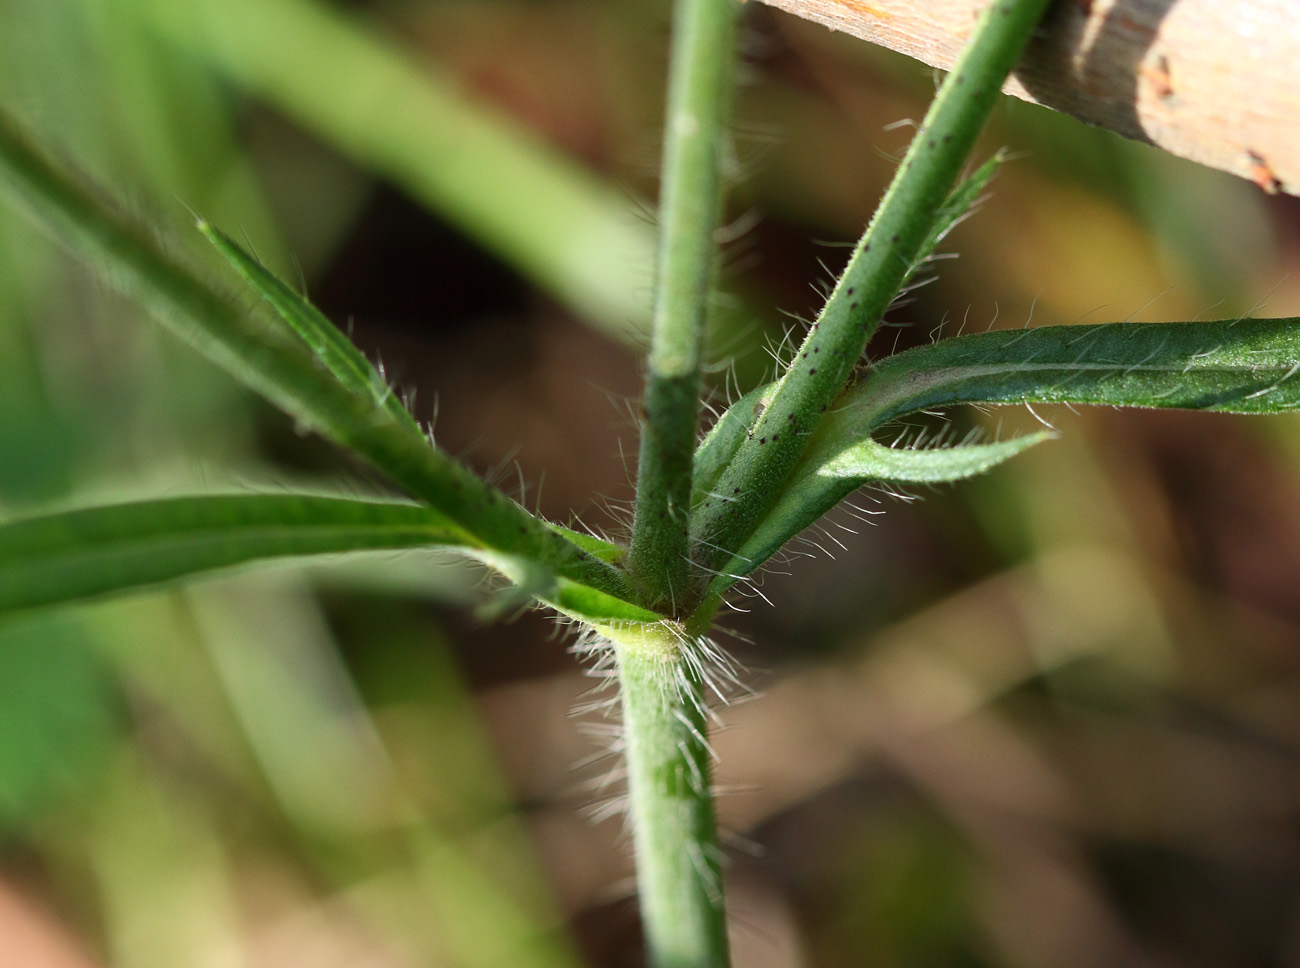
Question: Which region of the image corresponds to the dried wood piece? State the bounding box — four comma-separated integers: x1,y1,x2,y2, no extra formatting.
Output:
758,0,1300,195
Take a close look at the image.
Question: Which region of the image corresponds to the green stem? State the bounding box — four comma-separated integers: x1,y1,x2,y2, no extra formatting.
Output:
601,621,729,968
629,0,740,612
691,0,1052,576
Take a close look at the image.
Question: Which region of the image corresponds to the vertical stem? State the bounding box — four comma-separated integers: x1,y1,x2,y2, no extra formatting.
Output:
606,623,729,968
629,0,741,611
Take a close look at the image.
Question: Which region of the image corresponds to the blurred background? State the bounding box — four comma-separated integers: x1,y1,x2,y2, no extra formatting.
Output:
3,0,1300,966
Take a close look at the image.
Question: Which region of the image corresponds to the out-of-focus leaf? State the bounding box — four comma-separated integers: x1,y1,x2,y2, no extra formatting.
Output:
0,613,118,827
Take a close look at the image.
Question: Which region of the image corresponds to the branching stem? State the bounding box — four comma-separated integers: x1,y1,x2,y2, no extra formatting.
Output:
691,0,1052,578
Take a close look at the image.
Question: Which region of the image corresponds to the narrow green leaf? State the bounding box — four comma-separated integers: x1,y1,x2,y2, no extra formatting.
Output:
707,433,1049,595
199,219,422,436
849,316,1300,429
0,494,472,614
0,494,661,625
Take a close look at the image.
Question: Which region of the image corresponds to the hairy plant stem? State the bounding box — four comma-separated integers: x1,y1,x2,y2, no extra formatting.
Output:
602,621,729,968
690,0,1052,577
630,0,741,612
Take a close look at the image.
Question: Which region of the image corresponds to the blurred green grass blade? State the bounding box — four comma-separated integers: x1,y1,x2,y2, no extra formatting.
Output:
853,316,1300,426
0,111,646,614
0,612,118,827
130,0,655,342
0,494,474,614
707,433,1049,593
199,219,422,435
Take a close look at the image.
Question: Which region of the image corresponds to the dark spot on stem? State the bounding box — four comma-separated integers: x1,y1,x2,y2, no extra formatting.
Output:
890,234,899,243
809,368,817,374
814,347,820,353
759,437,767,444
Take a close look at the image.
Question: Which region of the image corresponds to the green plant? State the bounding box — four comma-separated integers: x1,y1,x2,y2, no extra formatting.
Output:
1,1,1298,967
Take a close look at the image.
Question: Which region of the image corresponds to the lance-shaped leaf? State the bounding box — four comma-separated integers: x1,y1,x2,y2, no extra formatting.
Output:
692,314,1300,600
0,494,656,623
199,220,422,436
702,433,1049,596
0,109,643,612
847,316,1300,430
